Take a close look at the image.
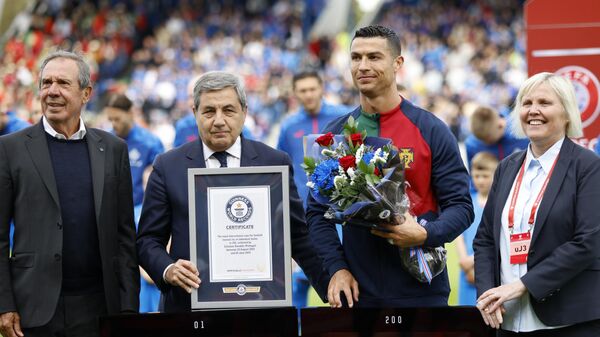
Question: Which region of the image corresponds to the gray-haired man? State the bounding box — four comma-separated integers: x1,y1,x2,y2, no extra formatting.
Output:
0,50,139,337
136,71,330,312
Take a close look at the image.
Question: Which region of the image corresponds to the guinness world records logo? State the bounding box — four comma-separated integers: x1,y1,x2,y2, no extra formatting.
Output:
556,65,600,128
226,195,253,223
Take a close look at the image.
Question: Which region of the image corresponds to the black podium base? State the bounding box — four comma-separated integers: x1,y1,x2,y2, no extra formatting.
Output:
100,307,298,337
100,306,494,337
301,306,494,337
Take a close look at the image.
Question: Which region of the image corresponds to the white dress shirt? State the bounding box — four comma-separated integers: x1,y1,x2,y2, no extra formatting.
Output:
499,138,565,332
43,116,87,140
202,137,242,168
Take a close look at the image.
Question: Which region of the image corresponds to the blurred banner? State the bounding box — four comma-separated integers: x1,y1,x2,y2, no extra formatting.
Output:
526,0,600,150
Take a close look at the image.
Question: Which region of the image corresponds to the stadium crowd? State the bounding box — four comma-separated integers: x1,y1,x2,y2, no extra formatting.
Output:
1,0,527,146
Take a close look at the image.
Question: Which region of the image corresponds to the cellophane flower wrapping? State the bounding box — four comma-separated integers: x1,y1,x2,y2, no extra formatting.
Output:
302,117,446,283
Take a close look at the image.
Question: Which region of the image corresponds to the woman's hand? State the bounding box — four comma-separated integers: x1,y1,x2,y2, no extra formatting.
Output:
476,280,527,328
476,302,506,329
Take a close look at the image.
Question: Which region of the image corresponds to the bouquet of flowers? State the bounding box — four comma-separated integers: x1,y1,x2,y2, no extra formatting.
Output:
302,117,446,284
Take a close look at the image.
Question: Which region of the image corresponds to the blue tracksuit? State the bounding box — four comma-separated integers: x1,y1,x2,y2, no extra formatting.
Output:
119,125,164,207
2,111,29,251
115,124,164,313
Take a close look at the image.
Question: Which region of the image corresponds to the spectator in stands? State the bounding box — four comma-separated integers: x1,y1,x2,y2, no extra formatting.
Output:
277,70,347,308
307,25,473,308
104,93,164,313
474,72,600,335
466,106,529,167
456,151,498,306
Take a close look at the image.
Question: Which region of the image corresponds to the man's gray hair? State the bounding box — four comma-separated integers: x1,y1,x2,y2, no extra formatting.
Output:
193,71,247,110
39,50,92,90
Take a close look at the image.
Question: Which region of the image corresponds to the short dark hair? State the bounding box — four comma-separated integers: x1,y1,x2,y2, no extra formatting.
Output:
470,106,498,140
292,70,322,89
106,93,133,112
353,25,401,57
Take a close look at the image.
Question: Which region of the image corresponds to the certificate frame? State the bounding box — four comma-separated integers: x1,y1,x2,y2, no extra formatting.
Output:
188,166,292,310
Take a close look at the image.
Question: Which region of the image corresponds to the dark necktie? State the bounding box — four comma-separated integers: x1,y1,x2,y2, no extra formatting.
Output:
212,151,228,168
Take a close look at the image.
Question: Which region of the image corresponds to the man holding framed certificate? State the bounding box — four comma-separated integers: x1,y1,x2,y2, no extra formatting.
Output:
136,71,329,312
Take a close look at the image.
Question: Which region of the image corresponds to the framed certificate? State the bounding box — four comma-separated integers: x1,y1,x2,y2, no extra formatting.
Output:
188,166,292,309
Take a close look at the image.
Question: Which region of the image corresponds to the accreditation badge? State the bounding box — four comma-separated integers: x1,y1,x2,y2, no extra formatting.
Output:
509,232,531,264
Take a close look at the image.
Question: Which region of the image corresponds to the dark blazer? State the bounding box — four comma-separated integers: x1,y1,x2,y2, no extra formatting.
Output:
0,123,140,328
137,137,330,312
474,137,600,326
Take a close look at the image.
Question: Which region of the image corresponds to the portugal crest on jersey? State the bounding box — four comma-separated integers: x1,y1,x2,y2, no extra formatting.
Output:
399,148,414,169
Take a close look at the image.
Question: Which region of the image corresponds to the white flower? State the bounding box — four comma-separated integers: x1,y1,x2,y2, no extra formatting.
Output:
355,144,365,164
334,175,347,189
347,167,356,179
370,148,381,164
335,142,346,155
306,181,315,189
374,150,387,165
322,149,336,157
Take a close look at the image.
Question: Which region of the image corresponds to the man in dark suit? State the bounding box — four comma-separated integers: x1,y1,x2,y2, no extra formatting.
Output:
0,51,139,337
136,71,329,312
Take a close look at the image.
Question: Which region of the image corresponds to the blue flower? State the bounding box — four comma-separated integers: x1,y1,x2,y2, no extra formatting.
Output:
311,159,339,191
362,152,374,165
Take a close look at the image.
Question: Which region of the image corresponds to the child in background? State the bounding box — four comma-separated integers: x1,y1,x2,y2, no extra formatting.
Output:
456,151,499,305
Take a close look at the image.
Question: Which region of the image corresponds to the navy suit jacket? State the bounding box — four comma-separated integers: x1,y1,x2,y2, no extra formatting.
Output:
137,137,329,312
474,137,600,326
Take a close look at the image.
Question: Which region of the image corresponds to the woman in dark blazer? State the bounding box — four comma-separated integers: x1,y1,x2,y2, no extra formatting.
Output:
473,72,600,336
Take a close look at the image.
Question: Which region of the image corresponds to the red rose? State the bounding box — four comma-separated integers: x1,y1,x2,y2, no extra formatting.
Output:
350,133,363,146
316,132,334,147
339,155,356,171
374,167,381,176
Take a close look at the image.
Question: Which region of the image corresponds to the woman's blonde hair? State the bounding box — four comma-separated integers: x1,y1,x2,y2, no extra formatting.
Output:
510,72,583,138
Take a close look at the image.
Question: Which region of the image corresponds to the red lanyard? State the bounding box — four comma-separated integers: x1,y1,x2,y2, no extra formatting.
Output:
507,155,559,233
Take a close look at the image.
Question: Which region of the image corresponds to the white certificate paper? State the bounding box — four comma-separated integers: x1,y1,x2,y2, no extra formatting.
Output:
208,186,272,282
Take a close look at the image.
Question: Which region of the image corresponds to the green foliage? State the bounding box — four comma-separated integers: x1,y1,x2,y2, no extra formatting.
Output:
301,156,316,175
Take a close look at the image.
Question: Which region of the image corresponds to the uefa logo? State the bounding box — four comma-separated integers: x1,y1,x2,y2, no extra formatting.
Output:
556,65,600,128
226,195,253,223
